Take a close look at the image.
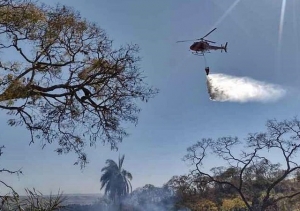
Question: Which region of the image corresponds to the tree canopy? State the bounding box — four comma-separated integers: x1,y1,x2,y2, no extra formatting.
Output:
0,0,158,167
100,155,132,204
183,117,300,211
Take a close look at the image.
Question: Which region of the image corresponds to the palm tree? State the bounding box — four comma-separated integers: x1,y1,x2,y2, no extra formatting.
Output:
100,154,132,208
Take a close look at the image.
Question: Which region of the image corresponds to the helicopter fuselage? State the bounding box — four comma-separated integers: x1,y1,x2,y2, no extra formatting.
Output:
189,41,209,52
190,41,227,54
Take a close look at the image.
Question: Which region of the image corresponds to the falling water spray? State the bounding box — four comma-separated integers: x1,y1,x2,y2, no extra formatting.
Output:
206,73,286,103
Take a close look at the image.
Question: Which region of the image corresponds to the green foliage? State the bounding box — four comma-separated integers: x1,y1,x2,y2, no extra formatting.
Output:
221,197,247,211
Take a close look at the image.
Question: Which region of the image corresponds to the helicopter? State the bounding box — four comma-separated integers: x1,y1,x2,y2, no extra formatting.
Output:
176,28,228,56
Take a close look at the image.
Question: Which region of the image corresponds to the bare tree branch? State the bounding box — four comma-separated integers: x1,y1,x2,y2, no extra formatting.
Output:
184,117,300,211
0,0,158,167
0,145,22,210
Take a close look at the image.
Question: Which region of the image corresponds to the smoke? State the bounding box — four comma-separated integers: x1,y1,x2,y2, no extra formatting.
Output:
121,184,190,211
206,73,287,103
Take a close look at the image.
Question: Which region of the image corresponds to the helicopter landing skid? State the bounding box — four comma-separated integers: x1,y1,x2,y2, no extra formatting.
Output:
192,51,210,56
192,52,204,56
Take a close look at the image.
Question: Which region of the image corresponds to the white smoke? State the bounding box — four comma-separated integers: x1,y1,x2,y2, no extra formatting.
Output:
206,73,287,103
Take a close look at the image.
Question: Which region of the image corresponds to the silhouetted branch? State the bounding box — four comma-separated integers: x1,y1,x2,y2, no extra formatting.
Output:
0,0,158,167
184,116,300,211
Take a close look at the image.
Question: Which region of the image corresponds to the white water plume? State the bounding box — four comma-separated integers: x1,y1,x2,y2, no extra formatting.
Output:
206,73,286,103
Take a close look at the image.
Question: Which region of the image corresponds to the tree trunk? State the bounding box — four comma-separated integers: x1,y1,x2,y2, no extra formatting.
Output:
119,201,122,211
250,204,269,211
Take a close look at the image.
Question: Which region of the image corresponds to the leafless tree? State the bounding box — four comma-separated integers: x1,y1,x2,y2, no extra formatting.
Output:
0,144,66,211
0,0,158,167
184,117,300,211
0,145,23,210
1,187,66,211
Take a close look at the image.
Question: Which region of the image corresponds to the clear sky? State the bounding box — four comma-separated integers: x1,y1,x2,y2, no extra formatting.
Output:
2,0,300,195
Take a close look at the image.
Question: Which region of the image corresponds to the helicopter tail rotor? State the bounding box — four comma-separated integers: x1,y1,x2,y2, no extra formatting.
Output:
224,42,228,52
220,42,228,53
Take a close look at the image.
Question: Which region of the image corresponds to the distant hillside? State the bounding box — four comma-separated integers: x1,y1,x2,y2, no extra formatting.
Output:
62,193,103,205
14,193,103,206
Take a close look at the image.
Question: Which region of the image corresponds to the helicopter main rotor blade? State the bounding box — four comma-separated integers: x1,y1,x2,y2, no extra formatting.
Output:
202,27,217,39
176,39,196,43
204,39,216,44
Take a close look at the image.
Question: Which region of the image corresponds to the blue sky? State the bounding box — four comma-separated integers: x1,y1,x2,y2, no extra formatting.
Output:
2,0,300,195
